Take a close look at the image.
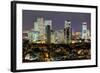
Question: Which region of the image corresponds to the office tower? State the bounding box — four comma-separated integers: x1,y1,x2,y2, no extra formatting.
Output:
37,18,46,43
82,22,88,40
64,20,72,44
45,20,53,44
46,25,51,44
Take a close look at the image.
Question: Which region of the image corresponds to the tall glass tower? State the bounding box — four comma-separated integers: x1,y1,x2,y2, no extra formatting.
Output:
82,22,88,40
37,18,45,43
46,25,51,44
64,20,72,44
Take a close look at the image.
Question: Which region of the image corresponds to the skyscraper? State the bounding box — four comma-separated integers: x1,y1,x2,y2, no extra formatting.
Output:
37,18,46,43
46,25,51,44
45,20,53,44
82,22,88,40
64,20,72,44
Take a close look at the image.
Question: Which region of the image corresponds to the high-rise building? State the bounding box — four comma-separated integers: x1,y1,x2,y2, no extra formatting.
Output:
45,25,51,44
45,20,53,44
64,20,72,44
82,22,88,40
37,18,46,43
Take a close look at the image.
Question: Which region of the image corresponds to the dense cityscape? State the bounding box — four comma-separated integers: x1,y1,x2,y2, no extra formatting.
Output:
22,17,91,62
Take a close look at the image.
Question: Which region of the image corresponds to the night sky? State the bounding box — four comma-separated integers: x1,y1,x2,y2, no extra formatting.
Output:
22,10,91,32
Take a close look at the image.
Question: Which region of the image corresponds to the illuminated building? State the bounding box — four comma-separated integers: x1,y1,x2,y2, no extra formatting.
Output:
28,31,40,43
82,22,88,40
45,25,51,44
64,20,72,44
36,18,46,43
45,20,53,44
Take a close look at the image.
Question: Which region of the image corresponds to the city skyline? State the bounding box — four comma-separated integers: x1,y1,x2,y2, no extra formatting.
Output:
22,10,91,62
23,10,91,32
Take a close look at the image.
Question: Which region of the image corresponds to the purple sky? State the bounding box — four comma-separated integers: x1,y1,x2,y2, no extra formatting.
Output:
22,10,91,32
